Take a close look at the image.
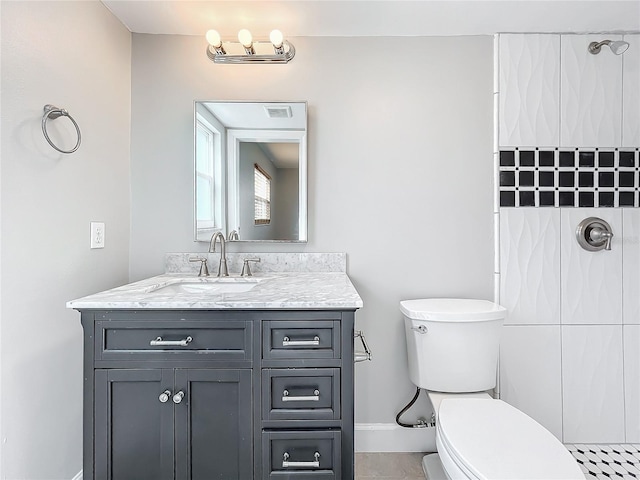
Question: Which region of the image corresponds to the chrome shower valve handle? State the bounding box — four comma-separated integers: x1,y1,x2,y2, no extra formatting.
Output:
576,217,614,251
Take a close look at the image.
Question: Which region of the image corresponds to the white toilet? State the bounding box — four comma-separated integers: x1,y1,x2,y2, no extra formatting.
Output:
402,298,585,480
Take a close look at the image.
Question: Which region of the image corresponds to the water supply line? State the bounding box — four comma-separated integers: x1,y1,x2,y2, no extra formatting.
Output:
395,387,436,429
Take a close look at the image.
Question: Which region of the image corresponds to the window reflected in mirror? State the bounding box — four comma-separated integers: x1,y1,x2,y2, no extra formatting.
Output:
195,114,224,240
254,163,271,225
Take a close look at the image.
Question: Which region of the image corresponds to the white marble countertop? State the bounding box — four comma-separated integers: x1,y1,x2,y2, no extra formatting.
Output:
67,272,363,310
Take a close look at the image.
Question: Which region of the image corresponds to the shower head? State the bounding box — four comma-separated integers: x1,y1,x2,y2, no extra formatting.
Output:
588,40,630,55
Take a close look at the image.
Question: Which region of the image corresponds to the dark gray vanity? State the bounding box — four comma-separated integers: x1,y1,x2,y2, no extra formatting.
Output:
70,269,363,480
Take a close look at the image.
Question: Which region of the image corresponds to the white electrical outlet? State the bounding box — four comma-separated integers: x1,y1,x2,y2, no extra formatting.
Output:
90,222,105,249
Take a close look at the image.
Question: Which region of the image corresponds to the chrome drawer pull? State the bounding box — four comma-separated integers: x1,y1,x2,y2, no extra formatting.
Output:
282,451,320,468
282,335,320,346
282,389,320,402
149,336,193,347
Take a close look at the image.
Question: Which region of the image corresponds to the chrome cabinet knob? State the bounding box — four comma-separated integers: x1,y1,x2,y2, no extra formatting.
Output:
158,390,172,403
172,391,185,404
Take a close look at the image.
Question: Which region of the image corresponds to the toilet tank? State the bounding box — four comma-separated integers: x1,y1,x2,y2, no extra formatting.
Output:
401,298,506,393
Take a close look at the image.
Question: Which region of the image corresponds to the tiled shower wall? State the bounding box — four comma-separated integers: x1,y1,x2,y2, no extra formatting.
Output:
496,33,640,444
498,207,640,443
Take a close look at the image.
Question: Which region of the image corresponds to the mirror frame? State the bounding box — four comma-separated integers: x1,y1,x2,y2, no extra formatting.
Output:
227,129,307,242
193,100,308,243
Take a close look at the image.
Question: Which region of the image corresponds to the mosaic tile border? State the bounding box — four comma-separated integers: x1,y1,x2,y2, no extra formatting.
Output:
499,148,640,207
567,444,640,479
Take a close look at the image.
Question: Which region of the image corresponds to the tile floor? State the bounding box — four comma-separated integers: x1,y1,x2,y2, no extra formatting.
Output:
355,453,425,480
567,444,640,479
355,444,640,479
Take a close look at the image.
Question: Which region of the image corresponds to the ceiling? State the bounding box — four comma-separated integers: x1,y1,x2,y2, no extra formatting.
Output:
200,102,304,169
102,1,640,38
201,102,306,130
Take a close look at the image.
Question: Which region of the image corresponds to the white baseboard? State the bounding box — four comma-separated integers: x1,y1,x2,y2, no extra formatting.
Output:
71,470,82,480
355,423,437,453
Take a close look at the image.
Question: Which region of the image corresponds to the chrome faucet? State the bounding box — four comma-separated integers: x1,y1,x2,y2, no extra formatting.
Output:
228,230,239,241
208,232,229,277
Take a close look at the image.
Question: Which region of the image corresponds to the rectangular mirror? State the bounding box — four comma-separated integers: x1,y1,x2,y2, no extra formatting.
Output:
194,101,307,242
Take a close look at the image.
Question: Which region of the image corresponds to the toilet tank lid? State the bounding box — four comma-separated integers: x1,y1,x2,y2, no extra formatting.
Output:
400,298,506,321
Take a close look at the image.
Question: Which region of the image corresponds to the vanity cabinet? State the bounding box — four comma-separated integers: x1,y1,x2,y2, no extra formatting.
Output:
80,309,355,480
94,368,252,480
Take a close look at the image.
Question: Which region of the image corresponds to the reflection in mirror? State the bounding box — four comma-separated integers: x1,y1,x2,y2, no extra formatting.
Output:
194,101,307,243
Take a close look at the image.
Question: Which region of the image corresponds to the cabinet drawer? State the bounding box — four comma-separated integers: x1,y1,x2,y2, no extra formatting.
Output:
263,320,341,359
95,320,252,362
262,430,341,479
263,369,340,420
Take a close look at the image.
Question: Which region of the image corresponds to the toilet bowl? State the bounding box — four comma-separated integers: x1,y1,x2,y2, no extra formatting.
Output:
435,397,584,480
401,298,585,480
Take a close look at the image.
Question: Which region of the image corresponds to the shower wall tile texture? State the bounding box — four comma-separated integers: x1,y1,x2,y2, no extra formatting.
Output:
498,148,640,208
497,33,640,446
499,33,639,149
561,324,625,443
625,34,640,145
499,208,640,444
625,326,640,442
560,34,623,148
498,34,560,147
499,325,563,440
560,209,622,325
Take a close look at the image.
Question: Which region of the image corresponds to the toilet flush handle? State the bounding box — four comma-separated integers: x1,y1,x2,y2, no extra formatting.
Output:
412,324,428,334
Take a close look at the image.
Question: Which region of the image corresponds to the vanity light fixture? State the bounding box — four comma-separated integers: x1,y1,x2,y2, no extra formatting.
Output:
588,39,630,55
205,29,295,64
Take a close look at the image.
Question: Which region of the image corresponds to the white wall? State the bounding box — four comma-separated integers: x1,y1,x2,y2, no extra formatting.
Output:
0,2,131,478
274,167,299,240
129,34,495,447
239,143,277,241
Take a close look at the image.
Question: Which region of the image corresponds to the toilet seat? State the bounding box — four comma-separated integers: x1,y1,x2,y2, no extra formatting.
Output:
437,398,585,480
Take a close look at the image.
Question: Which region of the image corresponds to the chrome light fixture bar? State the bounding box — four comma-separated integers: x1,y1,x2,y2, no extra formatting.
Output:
205,29,295,64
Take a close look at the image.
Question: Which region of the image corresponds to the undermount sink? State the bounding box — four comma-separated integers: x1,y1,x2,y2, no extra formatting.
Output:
147,277,264,295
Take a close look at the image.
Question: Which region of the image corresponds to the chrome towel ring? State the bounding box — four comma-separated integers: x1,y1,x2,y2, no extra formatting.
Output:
41,104,81,154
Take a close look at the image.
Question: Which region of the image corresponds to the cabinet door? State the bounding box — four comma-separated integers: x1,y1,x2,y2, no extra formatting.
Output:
499,34,560,147
623,34,640,147
94,369,174,480
561,34,624,147
174,369,253,480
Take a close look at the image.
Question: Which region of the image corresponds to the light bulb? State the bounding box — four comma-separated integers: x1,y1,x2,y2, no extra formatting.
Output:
205,29,222,48
238,29,253,48
270,29,284,48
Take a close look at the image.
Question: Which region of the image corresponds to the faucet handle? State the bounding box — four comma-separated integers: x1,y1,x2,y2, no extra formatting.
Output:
576,217,614,252
241,258,261,277
189,257,210,277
